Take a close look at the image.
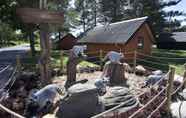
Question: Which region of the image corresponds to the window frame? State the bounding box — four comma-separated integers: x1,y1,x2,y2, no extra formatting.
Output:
137,36,144,49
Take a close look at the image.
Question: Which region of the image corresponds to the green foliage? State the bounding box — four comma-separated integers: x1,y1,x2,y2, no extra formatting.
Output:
0,22,21,47
128,0,184,35
75,0,99,32
98,0,184,37
99,0,128,22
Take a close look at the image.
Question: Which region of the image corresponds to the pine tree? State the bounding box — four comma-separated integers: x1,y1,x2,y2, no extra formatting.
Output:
75,0,99,32
127,0,183,36
99,0,128,23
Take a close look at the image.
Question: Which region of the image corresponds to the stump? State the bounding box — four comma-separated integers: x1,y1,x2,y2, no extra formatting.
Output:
103,61,126,86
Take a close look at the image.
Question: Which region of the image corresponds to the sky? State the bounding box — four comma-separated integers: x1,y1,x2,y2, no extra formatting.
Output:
70,0,186,35
164,0,186,25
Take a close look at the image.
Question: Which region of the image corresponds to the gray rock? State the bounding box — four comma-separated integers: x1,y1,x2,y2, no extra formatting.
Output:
102,86,139,110
56,83,104,118
145,75,163,86
171,101,186,118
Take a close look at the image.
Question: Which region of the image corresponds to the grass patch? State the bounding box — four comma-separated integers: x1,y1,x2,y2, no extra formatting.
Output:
137,48,186,75
23,50,99,70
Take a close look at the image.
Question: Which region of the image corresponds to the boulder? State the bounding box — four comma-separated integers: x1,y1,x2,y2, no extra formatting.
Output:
102,86,139,111
152,70,163,75
56,83,104,118
145,74,164,86
179,89,186,100
135,65,146,76
171,101,186,118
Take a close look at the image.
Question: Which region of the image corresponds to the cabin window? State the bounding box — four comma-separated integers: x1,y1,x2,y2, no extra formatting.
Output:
137,37,144,49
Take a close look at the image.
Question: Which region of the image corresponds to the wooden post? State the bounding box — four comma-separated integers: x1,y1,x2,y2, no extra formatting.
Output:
38,0,52,86
183,64,186,88
60,50,64,73
16,55,21,74
133,50,137,73
99,50,103,70
166,66,175,113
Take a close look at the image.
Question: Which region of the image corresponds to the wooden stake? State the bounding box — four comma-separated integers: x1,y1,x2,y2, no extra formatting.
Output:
60,50,64,73
16,55,21,74
133,50,137,73
166,66,175,113
183,64,186,88
99,50,103,70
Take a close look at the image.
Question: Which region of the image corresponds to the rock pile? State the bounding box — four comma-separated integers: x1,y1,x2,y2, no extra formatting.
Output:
0,72,40,118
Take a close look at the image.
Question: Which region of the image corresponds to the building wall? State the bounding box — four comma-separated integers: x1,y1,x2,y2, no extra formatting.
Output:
81,23,153,60
59,35,77,50
124,23,153,58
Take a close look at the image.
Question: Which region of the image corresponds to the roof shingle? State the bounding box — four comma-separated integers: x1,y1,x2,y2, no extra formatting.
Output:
78,17,148,44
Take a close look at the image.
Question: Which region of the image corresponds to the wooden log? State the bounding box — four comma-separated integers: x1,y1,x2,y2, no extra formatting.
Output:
166,66,175,113
0,104,25,118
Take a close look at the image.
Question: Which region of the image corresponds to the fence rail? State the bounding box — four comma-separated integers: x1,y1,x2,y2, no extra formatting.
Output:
1,50,186,118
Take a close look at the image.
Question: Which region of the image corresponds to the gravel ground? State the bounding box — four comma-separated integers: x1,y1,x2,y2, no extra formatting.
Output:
53,71,148,96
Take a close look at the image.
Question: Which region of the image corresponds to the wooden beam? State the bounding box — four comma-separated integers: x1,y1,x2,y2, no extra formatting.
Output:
16,8,64,24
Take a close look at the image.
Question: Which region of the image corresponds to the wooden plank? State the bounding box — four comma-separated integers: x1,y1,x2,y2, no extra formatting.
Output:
16,8,64,24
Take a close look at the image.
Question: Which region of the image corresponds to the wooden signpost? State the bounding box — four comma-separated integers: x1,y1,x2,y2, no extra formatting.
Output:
17,0,64,86
16,8,64,24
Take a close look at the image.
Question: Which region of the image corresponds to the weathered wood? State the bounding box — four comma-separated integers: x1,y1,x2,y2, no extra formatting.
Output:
166,66,175,113
99,50,103,70
103,62,126,86
39,24,51,86
65,51,79,88
16,55,21,74
183,64,186,88
16,8,64,24
0,104,25,118
60,51,64,73
38,0,52,86
133,51,137,73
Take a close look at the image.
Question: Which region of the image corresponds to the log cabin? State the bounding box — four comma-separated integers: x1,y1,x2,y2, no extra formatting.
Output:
57,33,77,50
157,32,186,50
77,17,155,59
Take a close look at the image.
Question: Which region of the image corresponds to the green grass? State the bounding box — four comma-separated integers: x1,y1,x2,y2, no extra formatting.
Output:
137,48,186,75
23,50,99,70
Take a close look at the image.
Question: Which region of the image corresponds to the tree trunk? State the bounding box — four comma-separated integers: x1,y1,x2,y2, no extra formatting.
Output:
39,24,51,86
29,30,36,57
82,0,86,32
58,31,61,40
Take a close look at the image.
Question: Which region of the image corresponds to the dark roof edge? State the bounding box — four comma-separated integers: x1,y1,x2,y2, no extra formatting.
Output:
124,18,147,45
125,17,155,45
62,33,77,39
